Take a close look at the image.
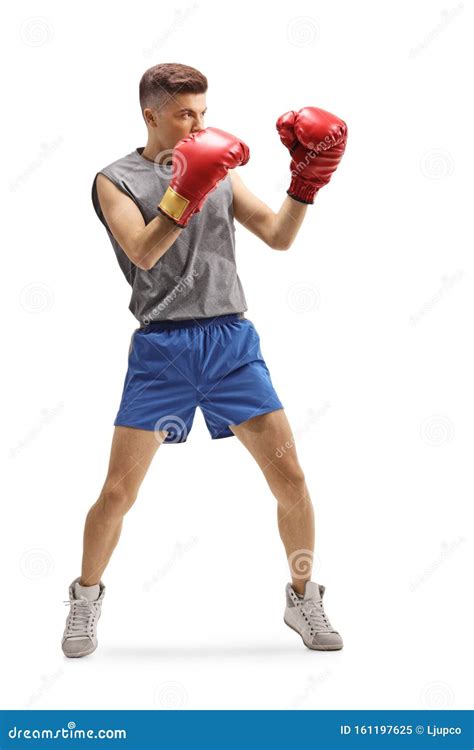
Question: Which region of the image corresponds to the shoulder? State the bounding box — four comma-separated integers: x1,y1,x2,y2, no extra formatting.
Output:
93,150,137,200
229,169,246,196
229,170,243,186
96,172,119,195
94,150,138,188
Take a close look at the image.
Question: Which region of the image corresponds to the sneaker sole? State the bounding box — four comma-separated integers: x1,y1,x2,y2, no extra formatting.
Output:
284,617,343,651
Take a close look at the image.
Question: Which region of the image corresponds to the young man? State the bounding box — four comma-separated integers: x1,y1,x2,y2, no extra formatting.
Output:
61,63,348,657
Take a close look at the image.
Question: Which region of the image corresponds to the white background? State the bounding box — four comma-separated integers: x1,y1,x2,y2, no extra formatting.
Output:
1,0,472,711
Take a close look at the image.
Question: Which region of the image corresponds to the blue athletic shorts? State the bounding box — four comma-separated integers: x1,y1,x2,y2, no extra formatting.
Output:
114,313,284,443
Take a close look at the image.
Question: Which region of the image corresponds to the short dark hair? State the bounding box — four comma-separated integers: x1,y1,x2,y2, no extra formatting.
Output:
139,62,208,113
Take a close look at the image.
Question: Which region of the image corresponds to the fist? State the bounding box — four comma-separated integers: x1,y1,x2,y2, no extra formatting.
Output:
276,106,348,203
158,127,250,227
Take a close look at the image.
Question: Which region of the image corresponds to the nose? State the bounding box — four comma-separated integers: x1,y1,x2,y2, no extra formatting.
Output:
191,116,205,133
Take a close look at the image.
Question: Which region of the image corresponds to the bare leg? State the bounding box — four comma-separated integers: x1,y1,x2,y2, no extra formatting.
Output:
229,409,314,595
80,426,167,585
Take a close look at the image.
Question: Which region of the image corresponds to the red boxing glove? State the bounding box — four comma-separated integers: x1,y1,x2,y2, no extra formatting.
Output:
276,107,348,204
158,127,249,227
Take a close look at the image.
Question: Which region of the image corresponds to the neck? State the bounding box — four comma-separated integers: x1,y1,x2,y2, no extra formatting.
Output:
141,142,171,165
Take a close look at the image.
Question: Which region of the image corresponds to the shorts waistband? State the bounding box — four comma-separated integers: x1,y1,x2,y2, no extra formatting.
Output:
139,312,245,332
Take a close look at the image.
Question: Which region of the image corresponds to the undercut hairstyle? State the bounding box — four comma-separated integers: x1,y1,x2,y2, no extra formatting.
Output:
139,63,208,115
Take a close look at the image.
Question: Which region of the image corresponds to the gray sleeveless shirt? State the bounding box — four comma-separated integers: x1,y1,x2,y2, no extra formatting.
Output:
91,147,248,324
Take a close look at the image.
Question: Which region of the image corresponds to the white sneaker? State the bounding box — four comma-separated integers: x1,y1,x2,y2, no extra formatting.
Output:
284,581,343,650
61,577,106,658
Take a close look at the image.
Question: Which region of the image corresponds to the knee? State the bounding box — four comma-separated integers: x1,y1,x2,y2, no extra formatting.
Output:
99,485,136,519
272,461,307,494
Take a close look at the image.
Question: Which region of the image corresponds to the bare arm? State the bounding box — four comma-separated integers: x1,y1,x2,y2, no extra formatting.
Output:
229,171,308,251
95,174,182,271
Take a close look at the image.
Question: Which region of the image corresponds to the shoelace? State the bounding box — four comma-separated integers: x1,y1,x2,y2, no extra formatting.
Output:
299,598,335,633
63,596,97,637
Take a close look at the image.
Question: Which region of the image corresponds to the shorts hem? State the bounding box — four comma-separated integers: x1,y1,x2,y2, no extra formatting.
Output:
114,421,156,432
210,431,235,441
223,404,284,435
114,421,188,442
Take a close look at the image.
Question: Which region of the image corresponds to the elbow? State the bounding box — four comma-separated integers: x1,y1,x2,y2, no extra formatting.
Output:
271,238,291,251
131,256,151,271
136,258,153,271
